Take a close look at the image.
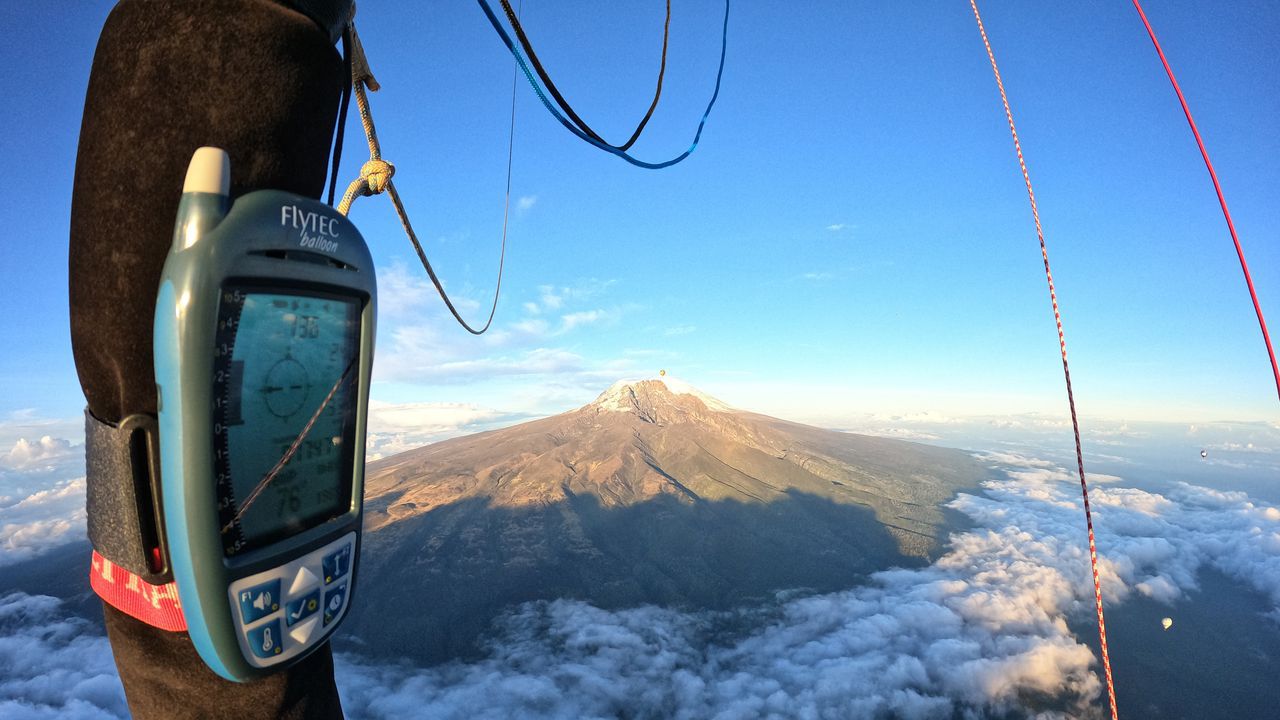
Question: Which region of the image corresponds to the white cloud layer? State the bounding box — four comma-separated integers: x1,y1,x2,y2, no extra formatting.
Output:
4,454,1279,718
0,478,87,567
372,267,627,388
365,401,531,461
0,412,82,454
2,437,77,473
0,423,86,511
0,593,126,719
326,454,1276,718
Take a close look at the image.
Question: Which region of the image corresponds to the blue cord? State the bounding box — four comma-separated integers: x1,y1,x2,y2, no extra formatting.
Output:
477,0,730,170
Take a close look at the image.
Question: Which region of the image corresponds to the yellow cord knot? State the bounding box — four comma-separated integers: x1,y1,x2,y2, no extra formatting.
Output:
360,158,395,194
337,158,395,215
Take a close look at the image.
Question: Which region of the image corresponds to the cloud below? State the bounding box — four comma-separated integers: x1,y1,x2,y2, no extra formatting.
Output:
365,401,534,461
0,431,84,502
0,478,87,567
328,454,1279,718
0,593,126,719
2,437,77,473
5,454,1279,718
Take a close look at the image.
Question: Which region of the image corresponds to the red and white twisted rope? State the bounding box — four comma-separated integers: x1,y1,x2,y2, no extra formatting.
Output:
966,2,1119,717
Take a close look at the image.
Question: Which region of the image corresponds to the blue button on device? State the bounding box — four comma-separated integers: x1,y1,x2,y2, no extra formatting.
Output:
237,579,281,624
247,619,284,659
286,590,321,627
323,582,348,626
322,544,352,584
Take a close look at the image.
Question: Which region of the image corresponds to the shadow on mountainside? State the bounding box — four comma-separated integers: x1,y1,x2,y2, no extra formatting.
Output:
342,488,974,666
0,486,981,669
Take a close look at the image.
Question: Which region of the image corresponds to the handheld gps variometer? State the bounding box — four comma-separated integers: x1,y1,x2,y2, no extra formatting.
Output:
154,147,376,681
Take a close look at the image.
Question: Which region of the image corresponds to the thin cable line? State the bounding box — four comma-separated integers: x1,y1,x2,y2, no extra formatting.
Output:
337,17,516,335
476,0,729,170
967,2,1119,718
222,357,356,534
382,5,521,336
327,27,354,208
1131,0,1280,403
498,0,670,151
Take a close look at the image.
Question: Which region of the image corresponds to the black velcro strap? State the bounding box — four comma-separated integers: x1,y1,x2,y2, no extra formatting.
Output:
85,409,172,585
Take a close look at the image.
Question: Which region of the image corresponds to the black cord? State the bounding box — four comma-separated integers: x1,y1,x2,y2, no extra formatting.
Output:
378,2,521,336
498,0,669,152
327,27,354,208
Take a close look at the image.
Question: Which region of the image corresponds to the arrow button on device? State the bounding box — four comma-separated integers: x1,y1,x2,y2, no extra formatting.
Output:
289,616,320,646
288,565,321,596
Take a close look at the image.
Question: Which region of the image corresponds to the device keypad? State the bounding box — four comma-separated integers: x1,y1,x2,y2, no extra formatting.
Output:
228,532,356,668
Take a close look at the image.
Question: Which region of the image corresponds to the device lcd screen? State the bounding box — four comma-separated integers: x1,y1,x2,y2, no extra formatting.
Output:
213,286,360,557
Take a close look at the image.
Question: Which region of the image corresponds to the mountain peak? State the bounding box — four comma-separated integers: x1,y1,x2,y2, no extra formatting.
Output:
589,376,732,418
358,373,982,663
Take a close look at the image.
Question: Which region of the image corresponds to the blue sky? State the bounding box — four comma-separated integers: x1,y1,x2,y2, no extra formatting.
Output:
2,1,1277,451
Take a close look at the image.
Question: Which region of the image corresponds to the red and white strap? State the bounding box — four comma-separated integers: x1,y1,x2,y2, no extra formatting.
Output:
90,550,187,632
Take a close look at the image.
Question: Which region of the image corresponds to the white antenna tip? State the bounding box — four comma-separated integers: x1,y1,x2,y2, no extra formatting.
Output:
183,147,230,195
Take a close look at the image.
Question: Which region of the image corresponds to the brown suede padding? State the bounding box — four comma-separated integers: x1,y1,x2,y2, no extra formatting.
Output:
70,0,344,424
104,604,344,719
71,1,347,716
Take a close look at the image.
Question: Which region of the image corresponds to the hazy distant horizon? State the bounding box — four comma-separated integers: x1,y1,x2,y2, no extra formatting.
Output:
5,374,1277,502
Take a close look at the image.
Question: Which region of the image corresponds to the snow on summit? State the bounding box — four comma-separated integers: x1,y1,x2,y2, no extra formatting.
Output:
590,376,732,413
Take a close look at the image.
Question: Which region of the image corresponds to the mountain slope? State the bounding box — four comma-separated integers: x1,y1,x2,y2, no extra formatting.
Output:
346,379,987,663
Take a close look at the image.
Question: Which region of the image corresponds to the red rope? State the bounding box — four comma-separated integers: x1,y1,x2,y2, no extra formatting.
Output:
966,2,1119,718
1131,0,1280,403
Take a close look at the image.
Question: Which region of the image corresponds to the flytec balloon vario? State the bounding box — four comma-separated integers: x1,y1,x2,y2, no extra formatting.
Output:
154,148,376,681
